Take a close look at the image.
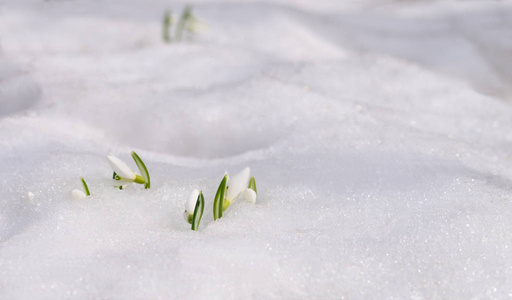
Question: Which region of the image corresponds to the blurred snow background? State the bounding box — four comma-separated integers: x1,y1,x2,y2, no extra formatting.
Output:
1,0,512,298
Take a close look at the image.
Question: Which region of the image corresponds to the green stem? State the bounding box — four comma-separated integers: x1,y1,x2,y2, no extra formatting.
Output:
174,5,193,42
163,10,172,43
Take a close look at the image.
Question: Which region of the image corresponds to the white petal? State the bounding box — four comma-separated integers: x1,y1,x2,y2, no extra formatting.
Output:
71,189,87,200
226,167,250,202
242,188,257,204
107,154,136,180
186,189,199,213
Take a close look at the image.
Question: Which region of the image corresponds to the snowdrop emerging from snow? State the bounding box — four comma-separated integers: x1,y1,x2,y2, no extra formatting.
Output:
213,167,258,220
244,177,257,204
108,154,143,183
70,177,90,200
174,5,204,42
184,189,205,231
184,189,198,223
108,151,150,189
71,189,87,200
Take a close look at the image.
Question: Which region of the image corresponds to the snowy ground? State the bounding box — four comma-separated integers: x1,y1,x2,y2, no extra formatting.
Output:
1,0,512,298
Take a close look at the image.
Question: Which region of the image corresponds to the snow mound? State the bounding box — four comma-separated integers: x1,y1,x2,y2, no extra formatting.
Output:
0,59,41,117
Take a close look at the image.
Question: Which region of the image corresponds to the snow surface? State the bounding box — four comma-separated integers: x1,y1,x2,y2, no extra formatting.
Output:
1,0,512,298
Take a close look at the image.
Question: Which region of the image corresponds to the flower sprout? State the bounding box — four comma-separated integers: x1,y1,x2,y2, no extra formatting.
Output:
108,152,151,189
108,154,144,184
184,189,199,224
173,5,205,41
224,167,250,209
244,176,257,203
184,189,205,231
213,167,258,220
71,189,86,200
71,177,91,200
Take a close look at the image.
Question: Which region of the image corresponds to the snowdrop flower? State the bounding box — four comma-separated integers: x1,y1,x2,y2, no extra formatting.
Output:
213,167,258,220
71,189,86,200
184,189,199,224
71,177,91,200
175,5,192,40
245,176,258,204
184,189,205,231
224,167,251,208
108,154,143,183
107,152,150,189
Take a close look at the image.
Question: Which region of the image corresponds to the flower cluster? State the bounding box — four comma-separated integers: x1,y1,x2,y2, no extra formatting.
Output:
212,167,257,220
67,151,150,200
185,167,258,230
162,5,205,43
50,151,257,232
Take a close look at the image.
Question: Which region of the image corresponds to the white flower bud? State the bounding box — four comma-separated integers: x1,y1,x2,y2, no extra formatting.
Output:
242,188,257,204
107,154,136,181
226,167,250,202
71,189,87,200
184,189,199,224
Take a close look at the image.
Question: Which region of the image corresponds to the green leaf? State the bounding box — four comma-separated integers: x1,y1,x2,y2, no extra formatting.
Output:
162,10,173,43
131,151,150,189
248,176,257,194
81,177,90,196
174,4,193,42
191,191,204,231
213,175,228,220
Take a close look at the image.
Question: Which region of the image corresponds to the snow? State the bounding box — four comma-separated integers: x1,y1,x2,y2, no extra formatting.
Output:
1,0,512,298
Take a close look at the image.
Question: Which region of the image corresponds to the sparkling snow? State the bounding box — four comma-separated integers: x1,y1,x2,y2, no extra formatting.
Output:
1,0,512,298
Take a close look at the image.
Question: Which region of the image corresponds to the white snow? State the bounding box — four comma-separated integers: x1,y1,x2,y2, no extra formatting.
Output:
1,0,512,298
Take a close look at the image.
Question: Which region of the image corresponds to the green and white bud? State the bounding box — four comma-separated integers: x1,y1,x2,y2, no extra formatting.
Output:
107,153,145,185
225,167,250,205
184,189,200,224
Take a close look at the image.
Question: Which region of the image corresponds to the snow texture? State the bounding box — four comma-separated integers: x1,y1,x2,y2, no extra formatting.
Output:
1,0,512,298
